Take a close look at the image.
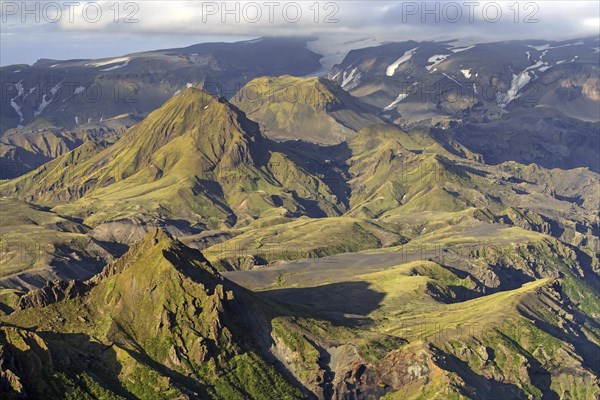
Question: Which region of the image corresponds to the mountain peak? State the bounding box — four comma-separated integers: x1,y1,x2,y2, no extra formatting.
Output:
233,75,383,144
0,78,343,227
4,226,302,399
16,227,218,309
174,86,214,102
139,226,173,241
234,75,344,111
103,226,219,280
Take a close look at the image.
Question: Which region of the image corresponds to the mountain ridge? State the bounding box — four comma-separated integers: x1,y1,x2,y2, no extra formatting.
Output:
0,88,344,229
1,228,306,399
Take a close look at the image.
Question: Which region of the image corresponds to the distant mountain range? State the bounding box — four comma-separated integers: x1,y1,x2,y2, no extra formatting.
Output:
0,37,322,134
330,36,600,124
2,36,598,179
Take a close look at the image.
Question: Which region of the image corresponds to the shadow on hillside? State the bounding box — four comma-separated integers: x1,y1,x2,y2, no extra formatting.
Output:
232,281,388,399
278,140,352,210
518,301,600,377
1,323,215,399
494,332,561,400
111,333,212,398
450,115,600,173
426,261,536,304
260,281,385,327
0,152,54,180
1,326,136,398
430,344,557,400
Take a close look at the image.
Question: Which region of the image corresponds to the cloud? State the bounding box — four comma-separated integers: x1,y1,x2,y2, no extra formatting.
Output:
1,0,598,65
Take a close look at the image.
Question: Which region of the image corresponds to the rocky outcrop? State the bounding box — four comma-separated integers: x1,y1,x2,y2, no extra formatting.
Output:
17,279,88,310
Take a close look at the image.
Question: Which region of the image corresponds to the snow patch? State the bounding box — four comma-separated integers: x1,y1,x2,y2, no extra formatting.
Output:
383,93,409,110
100,59,130,71
382,82,418,111
496,48,555,107
50,84,60,96
502,72,531,105
34,82,62,117
10,100,23,124
15,81,24,97
9,81,25,124
442,73,466,87
386,47,418,76
341,67,361,89
450,45,475,54
87,57,131,67
528,44,552,51
497,61,545,107
527,41,584,51
426,54,450,72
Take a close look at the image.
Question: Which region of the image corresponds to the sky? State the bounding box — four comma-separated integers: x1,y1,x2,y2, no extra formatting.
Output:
1,1,599,66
